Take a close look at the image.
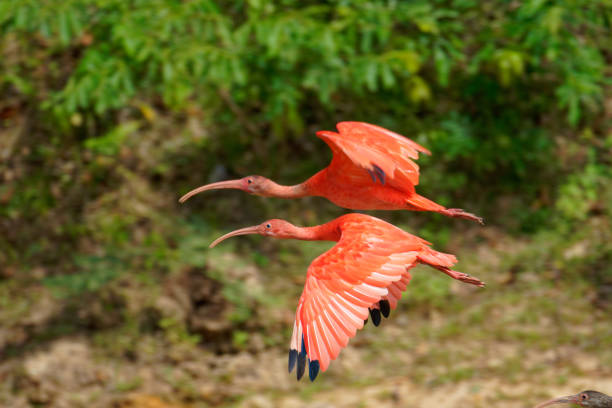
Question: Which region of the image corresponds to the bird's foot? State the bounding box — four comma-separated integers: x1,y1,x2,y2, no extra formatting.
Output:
438,267,485,287
441,208,484,225
456,273,485,287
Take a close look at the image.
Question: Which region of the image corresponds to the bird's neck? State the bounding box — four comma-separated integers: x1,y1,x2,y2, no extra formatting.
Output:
264,180,311,199
301,170,327,197
263,169,328,199
289,222,342,242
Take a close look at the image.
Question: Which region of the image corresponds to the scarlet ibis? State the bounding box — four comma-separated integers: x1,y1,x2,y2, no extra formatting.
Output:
534,391,612,408
180,122,483,224
209,213,485,381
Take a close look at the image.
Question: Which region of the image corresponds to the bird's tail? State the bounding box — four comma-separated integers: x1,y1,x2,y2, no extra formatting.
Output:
405,194,446,212
417,247,457,268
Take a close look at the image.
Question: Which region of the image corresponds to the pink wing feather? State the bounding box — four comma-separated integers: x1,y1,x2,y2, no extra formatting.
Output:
288,217,419,380
316,121,430,193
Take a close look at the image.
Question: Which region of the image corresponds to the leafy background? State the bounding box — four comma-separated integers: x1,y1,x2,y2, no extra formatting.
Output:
0,1,611,407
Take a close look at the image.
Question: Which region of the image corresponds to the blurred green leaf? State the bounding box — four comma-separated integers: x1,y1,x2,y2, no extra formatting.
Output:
44,255,121,298
84,121,141,156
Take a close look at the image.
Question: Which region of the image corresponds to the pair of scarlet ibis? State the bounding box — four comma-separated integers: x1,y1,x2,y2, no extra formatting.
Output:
181,122,485,381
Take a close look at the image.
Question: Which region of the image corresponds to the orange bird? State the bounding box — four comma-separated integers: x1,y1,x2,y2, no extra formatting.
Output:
209,213,485,381
180,121,483,224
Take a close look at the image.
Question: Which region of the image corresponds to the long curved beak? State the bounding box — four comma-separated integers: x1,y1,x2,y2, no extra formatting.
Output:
179,179,244,203
534,394,580,408
209,226,260,248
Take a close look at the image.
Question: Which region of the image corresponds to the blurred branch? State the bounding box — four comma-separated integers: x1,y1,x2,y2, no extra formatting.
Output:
217,88,259,136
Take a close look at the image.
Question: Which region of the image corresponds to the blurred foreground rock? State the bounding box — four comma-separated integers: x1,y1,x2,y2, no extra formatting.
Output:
113,394,191,408
157,269,233,346
20,340,109,406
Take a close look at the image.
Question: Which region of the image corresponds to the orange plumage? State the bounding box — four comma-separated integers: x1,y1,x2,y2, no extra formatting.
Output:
180,121,483,224
209,213,484,381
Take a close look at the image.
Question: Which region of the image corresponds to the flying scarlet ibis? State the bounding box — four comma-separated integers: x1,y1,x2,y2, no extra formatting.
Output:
209,213,485,381
534,390,612,408
180,121,483,224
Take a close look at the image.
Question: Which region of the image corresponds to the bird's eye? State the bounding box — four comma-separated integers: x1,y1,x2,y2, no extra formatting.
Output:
247,179,253,184
266,223,271,228
581,394,588,400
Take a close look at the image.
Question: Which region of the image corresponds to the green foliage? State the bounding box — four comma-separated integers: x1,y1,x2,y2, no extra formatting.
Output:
556,149,612,222
159,316,201,346
232,330,250,350
43,254,122,298
84,121,141,156
2,1,609,133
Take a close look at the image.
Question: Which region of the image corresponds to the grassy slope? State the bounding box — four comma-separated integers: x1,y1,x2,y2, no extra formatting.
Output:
1,216,610,408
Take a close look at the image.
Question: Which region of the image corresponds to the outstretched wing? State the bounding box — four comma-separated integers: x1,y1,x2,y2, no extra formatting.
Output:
288,219,419,380
316,121,430,193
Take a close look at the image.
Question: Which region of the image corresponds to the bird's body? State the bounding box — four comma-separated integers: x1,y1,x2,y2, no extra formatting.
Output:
301,168,430,211
209,213,484,381
534,390,612,408
180,122,483,224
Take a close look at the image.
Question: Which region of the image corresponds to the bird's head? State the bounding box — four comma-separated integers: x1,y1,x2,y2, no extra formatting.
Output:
535,390,612,408
241,175,278,195
179,175,275,203
209,219,298,248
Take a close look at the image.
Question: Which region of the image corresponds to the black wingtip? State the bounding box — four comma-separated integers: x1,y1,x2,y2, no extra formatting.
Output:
297,335,307,380
363,318,368,326
288,349,298,373
297,351,306,380
379,299,390,318
370,308,381,326
309,359,320,382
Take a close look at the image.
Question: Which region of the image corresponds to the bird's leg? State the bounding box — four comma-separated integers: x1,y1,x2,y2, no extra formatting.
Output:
434,266,485,287
405,194,484,225
440,208,485,225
